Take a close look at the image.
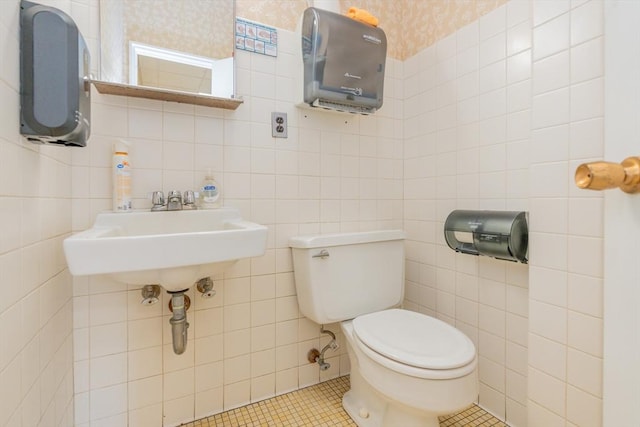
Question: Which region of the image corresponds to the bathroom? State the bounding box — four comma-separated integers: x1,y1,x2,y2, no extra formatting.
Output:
1,0,638,425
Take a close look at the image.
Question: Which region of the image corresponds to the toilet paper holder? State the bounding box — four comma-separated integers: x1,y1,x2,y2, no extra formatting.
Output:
444,210,528,264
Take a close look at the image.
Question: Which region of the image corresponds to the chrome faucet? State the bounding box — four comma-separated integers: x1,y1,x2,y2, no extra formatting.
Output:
150,190,198,211
167,191,183,211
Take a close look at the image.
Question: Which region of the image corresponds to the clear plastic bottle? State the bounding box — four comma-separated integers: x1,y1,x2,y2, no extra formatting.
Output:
199,170,220,209
113,140,132,212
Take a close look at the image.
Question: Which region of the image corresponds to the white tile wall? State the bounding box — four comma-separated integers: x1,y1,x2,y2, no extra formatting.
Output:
0,0,612,426
529,1,604,427
0,0,91,425
402,2,531,424
72,25,403,427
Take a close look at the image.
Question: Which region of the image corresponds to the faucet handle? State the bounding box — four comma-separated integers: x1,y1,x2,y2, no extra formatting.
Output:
151,191,165,204
150,191,166,211
182,190,198,210
183,190,196,205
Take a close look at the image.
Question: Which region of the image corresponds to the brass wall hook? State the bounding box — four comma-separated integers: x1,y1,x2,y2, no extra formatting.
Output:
575,156,640,193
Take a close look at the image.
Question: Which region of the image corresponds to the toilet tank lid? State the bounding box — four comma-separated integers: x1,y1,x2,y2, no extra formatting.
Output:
289,229,405,248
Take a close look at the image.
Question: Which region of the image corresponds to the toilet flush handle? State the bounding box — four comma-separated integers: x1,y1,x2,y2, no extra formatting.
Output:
312,249,330,259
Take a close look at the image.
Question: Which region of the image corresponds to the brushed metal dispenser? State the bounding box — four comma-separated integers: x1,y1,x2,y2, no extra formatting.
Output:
444,210,528,264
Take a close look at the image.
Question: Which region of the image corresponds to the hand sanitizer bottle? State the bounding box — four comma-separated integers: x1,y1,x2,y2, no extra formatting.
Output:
199,170,220,209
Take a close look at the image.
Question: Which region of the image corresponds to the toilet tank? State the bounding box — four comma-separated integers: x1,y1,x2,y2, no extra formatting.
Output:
289,230,405,325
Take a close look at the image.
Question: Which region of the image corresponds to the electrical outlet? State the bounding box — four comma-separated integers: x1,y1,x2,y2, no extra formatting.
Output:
271,112,288,138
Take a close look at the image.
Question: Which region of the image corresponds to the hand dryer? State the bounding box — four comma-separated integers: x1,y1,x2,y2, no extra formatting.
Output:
20,0,91,147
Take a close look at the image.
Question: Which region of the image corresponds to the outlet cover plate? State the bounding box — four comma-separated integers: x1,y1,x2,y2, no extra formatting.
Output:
271,112,288,138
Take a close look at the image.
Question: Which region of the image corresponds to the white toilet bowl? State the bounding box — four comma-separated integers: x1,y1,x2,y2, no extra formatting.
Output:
341,309,478,427
288,231,478,426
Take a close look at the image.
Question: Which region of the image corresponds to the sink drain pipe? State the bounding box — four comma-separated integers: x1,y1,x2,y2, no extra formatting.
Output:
168,291,190,355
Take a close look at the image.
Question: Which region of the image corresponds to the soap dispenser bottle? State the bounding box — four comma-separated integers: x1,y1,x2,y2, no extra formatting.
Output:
199,170,220,209
113,140,132,212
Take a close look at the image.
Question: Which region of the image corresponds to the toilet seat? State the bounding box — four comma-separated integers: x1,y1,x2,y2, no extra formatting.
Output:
350,309,477,379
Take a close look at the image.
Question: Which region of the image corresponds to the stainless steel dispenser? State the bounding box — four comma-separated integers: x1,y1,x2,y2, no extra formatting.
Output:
300,7,386,114
444,210,528,263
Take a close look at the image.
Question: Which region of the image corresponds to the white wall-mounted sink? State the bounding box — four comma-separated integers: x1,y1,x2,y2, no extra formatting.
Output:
63,207,268,291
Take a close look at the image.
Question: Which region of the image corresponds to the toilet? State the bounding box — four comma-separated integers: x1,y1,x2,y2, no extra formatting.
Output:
289,230,478,427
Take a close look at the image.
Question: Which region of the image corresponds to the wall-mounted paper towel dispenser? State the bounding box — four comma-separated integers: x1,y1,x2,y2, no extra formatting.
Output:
444,210,528,264
299,7,386,114
20,0,91,147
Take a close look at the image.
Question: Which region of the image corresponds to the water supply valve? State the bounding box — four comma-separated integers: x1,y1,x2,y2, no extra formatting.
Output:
140,285,160,305
196,277,216,298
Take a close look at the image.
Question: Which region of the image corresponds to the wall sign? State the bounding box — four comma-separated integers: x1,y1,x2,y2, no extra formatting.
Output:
235,17,277,57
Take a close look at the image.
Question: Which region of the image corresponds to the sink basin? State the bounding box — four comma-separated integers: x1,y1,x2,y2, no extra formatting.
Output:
63,207,268,291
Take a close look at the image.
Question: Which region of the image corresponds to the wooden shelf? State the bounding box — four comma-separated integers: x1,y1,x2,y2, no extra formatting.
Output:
92,80,243,110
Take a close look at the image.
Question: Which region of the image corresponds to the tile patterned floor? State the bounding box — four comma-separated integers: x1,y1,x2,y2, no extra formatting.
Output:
182,375,507,427
439,405,508,427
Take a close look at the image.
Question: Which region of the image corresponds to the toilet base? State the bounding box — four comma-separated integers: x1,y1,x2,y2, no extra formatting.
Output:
342,369,440,427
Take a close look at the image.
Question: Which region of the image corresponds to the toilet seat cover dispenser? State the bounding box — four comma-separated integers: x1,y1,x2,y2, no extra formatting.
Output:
352,309,476,370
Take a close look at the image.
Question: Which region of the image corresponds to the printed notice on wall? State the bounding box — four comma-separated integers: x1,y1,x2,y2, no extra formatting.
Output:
235,17,277,57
